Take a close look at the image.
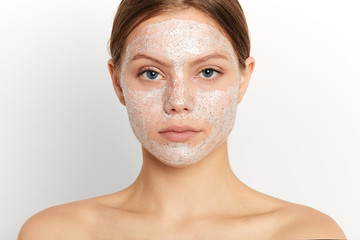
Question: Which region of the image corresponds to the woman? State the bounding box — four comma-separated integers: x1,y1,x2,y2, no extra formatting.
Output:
18,0,346,239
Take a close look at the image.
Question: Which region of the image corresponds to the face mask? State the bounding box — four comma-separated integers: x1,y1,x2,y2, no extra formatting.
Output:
120,19,241,166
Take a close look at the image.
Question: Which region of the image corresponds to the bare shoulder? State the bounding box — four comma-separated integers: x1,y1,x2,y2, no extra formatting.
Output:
17,199,103,240
17,190,135,240
273,202,346,239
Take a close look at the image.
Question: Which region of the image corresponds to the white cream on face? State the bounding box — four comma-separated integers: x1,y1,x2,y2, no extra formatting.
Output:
120,19,242,166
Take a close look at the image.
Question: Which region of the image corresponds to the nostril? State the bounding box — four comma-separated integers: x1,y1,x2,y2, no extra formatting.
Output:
164,88,193,114
166,104,191,115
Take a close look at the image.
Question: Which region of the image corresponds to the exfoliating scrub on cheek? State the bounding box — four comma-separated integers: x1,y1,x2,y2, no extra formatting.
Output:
120,19,242,166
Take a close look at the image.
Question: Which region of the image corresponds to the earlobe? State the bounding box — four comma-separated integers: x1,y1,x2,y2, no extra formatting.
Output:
237,56,255,104
107,59,126,106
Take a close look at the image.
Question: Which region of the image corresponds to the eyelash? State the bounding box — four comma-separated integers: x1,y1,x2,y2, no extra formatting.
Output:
137,67,165,80
136,66,223,81
198,67,223,81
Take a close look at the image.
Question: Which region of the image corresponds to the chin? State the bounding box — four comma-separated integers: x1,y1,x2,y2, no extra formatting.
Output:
154,149,205,167
159,159,197,168
143,136,226,167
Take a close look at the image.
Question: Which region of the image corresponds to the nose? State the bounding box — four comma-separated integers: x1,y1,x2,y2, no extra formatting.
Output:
164,77,192,115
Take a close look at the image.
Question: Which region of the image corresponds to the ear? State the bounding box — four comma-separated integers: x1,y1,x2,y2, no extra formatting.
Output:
107,59,126,106
237,56,255,104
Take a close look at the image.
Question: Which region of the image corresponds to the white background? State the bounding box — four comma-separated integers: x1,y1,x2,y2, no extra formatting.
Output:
1,0,359,239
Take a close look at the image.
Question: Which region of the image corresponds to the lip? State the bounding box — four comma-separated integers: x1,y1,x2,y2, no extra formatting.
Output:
159,125,201,142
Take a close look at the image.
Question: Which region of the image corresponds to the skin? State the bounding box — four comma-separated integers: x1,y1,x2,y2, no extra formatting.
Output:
18,8,346,240
120,17,242,167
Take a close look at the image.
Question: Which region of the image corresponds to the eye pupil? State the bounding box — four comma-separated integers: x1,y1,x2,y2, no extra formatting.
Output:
146,71,159,80
202,69,214,78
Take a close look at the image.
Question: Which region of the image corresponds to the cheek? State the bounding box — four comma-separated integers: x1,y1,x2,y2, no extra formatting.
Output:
193,87,238,149
194,87,238,126
123,87,166,134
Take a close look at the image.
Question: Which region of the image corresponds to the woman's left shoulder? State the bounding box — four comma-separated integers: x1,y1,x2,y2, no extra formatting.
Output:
273,202,346,239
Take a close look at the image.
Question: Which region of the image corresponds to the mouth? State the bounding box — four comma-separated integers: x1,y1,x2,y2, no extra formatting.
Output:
159,125,201,142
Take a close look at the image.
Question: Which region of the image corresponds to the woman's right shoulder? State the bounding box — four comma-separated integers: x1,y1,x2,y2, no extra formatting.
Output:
18,190,132,240
17,199,103,240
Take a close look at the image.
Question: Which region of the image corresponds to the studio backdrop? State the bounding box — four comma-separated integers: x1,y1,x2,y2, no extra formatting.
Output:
0,0,359,239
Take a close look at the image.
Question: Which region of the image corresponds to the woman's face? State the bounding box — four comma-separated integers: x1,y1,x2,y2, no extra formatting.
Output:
116,9,245,167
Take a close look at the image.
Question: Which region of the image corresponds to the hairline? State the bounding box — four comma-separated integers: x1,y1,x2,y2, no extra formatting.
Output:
114,7,238,74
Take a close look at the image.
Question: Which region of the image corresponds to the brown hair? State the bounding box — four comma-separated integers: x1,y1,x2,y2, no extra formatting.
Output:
109,0,250,71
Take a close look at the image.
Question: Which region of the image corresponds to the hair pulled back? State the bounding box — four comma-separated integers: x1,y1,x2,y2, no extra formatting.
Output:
109,0,250,71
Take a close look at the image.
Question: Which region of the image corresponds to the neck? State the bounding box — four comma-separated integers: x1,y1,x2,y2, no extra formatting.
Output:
126,140,249,221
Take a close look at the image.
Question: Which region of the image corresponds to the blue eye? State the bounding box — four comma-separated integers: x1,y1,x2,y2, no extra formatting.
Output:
142,70,160,80
201,69,218,78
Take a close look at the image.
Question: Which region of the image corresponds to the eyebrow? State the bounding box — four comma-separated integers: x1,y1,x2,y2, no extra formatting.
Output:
129,52,230,68
189,53,230,66
129,53,172,68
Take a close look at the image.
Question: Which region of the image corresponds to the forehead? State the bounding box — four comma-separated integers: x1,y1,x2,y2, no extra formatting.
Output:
126,8,229,44
124,9,235,58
